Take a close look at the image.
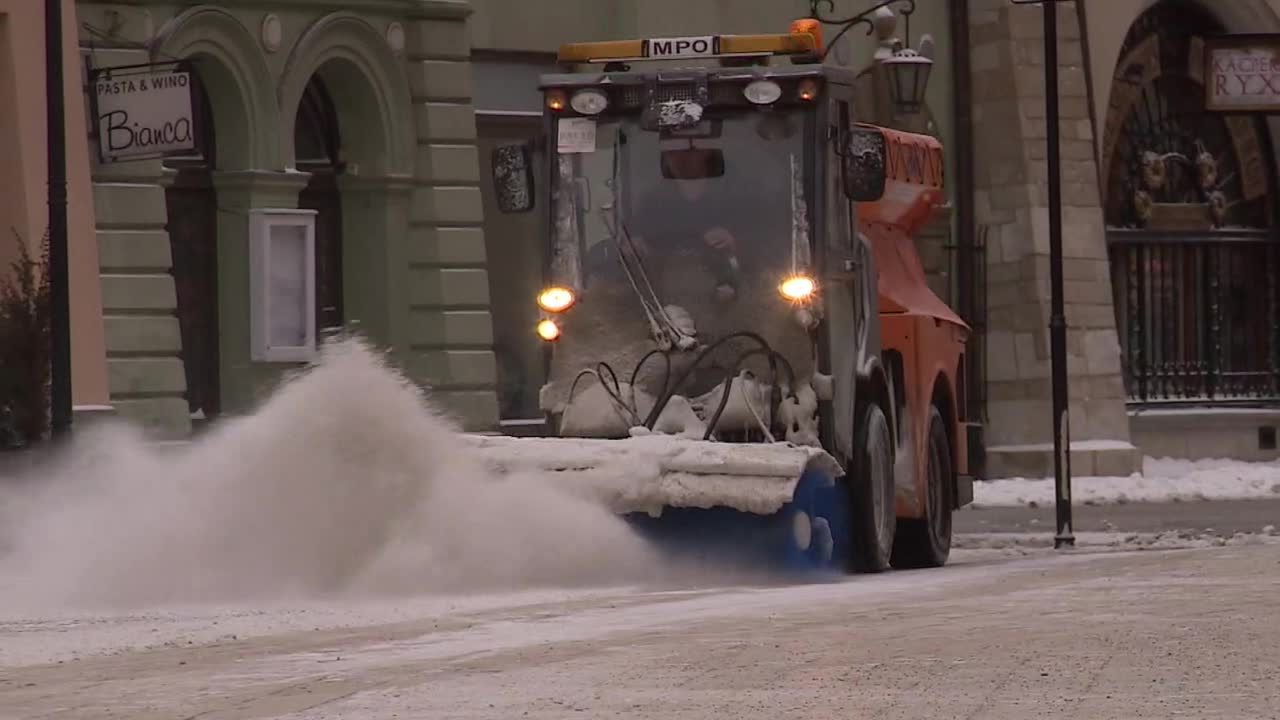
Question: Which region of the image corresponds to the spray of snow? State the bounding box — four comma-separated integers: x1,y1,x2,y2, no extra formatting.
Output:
972,456,1280,508
0,338,665,612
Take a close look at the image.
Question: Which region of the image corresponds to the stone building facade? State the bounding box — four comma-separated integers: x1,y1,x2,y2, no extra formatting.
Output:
75,0,496,436
28,0,1280,476
966,0,1139,477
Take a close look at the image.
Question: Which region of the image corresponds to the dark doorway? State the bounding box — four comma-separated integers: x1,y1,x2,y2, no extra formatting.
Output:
295,76,345,336
163,73,220,424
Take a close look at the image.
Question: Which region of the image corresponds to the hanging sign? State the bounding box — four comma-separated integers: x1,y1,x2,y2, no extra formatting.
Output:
89,61,200,163
1204,35,1280,113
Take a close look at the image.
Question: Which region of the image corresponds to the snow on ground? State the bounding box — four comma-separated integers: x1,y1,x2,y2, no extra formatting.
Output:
0,587,641,668
972,456,1280,508
956,528,1280,554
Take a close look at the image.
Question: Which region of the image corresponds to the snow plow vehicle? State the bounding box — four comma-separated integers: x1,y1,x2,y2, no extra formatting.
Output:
473,23,981,573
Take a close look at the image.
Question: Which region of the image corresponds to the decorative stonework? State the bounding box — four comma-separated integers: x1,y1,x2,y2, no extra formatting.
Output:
386,22,406,57
261,14,283,53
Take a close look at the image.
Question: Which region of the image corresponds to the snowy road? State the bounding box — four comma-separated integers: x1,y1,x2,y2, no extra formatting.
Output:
3,543,1279,719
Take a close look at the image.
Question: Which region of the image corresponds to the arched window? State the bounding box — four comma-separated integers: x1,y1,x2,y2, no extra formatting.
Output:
1104,1,1280,403
294,76,344,334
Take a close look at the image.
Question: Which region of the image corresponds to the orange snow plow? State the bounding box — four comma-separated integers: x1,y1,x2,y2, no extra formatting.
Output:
476,22,979,573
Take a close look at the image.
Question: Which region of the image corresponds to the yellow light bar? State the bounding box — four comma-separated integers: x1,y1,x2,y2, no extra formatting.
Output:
719,33,816,56
557,33,817,63
558,39,645,63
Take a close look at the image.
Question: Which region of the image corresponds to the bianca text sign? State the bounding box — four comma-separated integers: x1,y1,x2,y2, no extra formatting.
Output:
1205,37,1280,112
92,63,198,162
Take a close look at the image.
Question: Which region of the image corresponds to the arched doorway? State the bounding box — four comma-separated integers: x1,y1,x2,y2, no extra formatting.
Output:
1103,1,1280,403
164,71,220,425
294,76,344,337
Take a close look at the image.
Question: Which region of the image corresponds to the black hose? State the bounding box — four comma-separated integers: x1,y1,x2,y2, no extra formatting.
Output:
701,348,797,441
643,331,777,430
629,348,672,409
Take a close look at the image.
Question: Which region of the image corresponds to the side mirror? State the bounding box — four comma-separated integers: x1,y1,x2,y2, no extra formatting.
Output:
843,126,887,202
660,148,725,180
492,143,535,213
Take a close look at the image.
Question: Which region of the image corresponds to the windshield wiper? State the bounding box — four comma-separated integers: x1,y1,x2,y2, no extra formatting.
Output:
601,132,696,352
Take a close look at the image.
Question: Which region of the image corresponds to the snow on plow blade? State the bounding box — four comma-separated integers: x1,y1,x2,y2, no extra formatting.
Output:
465,435,851,572
464,434,842,517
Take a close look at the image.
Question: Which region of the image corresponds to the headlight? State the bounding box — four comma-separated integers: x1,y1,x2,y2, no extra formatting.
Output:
744,80,782,105
536,319,561,341
537,286,576,312
779,275,817,301
570,88,609,115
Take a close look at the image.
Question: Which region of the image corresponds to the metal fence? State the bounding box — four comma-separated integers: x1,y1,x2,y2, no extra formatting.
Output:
1108,230,1280,404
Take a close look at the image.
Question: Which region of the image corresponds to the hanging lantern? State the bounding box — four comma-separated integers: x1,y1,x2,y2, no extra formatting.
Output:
881,46,932,114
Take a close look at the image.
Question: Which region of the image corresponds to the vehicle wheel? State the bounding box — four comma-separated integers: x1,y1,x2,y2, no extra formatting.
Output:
892,405,953,569
849,401,896,573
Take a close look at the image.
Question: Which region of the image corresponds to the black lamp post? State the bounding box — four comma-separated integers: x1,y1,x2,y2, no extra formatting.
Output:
808,0,934,115
1012,0,1074,548
46,0,73,441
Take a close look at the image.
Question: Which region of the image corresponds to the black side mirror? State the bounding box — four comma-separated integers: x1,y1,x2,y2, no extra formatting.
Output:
843,126,887,202
492,143,535,213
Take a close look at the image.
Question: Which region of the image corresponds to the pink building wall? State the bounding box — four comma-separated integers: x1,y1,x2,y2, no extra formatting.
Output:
0,0,109,409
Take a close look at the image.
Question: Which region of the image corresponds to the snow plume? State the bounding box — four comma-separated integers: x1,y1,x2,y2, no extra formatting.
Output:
0,338,661,612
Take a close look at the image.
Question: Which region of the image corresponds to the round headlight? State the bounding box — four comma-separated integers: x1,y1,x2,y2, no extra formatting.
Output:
537,286,576,312
744,79,783,105
536,319,561,342
570,88,609,115
779,275,817,301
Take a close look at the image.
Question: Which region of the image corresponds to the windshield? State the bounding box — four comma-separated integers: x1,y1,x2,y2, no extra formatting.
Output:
543,105,818,418
556,109,809,306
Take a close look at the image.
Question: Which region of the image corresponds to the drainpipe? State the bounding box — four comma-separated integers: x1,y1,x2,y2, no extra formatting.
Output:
46,0,73,440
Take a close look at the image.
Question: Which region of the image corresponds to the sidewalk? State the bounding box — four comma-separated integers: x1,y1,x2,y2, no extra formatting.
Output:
957,497,1280,537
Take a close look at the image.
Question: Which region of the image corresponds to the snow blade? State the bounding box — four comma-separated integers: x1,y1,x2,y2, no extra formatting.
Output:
464,434,843,518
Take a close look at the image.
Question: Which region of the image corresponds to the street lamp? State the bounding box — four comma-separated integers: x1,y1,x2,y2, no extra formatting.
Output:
807,0,934,115
881,45,933,114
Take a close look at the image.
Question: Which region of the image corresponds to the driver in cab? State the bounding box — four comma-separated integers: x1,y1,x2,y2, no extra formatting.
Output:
593,140,743,303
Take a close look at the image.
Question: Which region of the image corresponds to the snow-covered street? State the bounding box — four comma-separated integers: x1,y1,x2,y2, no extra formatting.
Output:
3,540,1278,719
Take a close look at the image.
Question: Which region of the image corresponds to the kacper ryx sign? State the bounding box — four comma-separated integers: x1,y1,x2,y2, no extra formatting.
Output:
1205,35,1280,113
90,62,199,163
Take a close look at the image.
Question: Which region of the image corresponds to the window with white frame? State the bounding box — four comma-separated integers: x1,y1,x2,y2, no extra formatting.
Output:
249,209,318,363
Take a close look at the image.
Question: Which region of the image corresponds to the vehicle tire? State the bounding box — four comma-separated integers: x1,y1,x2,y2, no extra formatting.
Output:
891,404,953,569
849,401,896,573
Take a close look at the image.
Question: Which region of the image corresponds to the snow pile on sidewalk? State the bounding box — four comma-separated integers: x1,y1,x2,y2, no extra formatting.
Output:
973,457,1280,508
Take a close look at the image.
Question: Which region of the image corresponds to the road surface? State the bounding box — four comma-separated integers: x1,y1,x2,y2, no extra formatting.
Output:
2,539,1278,719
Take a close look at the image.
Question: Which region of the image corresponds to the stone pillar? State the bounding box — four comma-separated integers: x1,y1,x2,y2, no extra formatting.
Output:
403,7,501,431
209,170,312,414
85,44,190,439
969,1,1141,478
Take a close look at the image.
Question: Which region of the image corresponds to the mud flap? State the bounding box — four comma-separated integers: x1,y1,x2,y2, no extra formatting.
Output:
956,473,974,508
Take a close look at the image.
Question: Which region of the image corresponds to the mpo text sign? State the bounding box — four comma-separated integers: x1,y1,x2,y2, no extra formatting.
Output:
91,62,199,163
1205,35,1280,113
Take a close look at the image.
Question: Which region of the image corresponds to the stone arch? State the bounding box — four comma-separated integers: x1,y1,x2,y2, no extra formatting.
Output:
151,7,281,170
1101,2,1275,230
1100,0,1280,404
278,13,415,177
